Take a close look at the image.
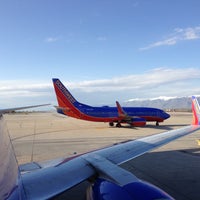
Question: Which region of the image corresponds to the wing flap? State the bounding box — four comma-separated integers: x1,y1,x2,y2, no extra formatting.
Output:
22,157,95,200
82,153,138,186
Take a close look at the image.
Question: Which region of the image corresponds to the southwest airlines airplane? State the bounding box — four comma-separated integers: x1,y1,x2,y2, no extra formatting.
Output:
52,78,170,127
0,96,200,199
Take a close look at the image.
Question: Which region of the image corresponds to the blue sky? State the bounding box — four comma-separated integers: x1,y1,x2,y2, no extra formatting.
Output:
0,0,200,108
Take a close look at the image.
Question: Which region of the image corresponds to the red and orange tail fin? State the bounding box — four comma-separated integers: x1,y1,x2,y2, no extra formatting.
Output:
52,78,77,108
192,96,200,125
52,78,82,118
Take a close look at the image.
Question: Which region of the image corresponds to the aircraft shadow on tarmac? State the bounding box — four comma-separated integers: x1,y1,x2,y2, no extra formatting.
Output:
145,124,190,131
110,123,190,131
52,147,200,200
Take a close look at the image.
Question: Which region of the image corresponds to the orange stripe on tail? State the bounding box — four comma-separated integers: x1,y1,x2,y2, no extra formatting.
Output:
192,96,200,125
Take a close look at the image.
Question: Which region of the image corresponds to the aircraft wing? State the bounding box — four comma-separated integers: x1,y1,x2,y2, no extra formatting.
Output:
116,101,146,126
21,95,200,199
0,104,50,115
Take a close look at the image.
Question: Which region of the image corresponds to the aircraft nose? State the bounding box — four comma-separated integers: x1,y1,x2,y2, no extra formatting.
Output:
164,112,170,119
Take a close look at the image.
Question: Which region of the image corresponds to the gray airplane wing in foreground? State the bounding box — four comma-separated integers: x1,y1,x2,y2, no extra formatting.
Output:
0,104,50,115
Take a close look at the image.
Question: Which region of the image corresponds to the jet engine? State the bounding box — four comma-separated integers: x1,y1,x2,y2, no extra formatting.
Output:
130,117,146,126
87,178,173,200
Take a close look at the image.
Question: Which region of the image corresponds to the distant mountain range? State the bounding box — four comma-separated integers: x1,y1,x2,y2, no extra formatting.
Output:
123,96,200,110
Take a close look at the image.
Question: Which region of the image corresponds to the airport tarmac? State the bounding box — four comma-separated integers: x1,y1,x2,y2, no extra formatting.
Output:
4,112,200,200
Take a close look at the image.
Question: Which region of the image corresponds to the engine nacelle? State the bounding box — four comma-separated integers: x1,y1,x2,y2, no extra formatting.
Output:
130,118,146,127
87,178,173,200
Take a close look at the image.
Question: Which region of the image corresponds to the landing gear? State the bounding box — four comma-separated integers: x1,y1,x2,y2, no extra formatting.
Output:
156,121,159,126
109,122,114,127
109,122,121,127
116,123,121,128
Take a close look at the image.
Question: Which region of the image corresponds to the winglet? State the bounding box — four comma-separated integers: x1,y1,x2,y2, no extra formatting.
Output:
192,96,200,125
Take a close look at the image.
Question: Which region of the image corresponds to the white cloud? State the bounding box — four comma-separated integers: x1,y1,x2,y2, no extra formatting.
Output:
127,96,178,102
0,67,200,107
60,68,200,105
140,26,200,50
97,36,107,41
67,67,200,92
45,37,60,43
0,80,51,97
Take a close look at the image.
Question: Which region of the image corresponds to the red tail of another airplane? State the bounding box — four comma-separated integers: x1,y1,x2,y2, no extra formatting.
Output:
52,78,77,107
192,96,200,125
52,78,82,118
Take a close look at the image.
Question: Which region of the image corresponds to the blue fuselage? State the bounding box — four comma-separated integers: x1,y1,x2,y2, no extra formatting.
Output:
75,103,170,122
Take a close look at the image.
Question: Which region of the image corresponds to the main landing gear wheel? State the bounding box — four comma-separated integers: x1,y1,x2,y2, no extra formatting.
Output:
109,122,114,127
156,121,159,126
116,123,121,128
